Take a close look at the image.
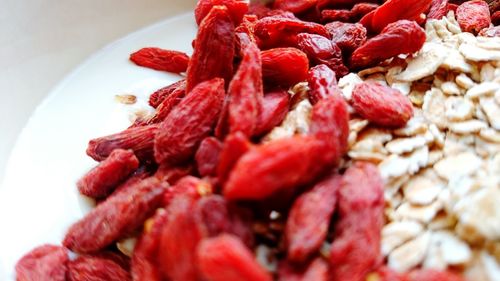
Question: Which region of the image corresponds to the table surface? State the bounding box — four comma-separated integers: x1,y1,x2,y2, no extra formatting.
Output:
0,0,196,184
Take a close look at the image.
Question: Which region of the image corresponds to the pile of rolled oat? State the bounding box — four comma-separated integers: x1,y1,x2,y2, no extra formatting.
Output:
267,11,500,281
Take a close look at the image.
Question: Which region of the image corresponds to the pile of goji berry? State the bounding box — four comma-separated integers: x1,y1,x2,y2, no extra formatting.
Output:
16,0,497,280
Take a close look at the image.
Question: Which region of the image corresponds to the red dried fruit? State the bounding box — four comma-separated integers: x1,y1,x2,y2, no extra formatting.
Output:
492,10,500,25
228,42,263,136
255,90,290,136
447,3,459,13
307,64,340,105
224,136,335,200
261,48,309,87
310,93,350,157
277,258,328,281
148,79,186,108
145,85,185,125
479,25,500,37
407,269,465,281
350,20,426,69
351,3,379,20
158,195,206,281
456,0,491,34
130,47,189,74
186,6,235,92
77,149,139,199
195,0,249,25
114,166,152,194
285,174,341,262
15,245,69,281
255,16,330,48
369,266,406,281
235,15,259,56
217,132,252,184
63,177,167,253
163,176,211,206
330,162,384,281
368,0,432,33
428,0,449,19
352,81,414,128
155,163,194,185
154,78,225,165
197,234,272,281
87,124,159,162
326,22,367,54
131,209,168,281
67,254,131,281
195,137,223,177
273,0,318,14
321,9,353,22
297,33,348,77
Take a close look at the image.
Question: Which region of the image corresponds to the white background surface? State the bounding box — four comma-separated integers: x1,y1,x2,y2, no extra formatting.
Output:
0,0,196,184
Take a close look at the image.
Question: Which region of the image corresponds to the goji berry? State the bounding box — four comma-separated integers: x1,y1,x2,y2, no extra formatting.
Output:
63,177,167,253
255,90,290,136
131,209,168,281
186,6,235,92
87,124,159,162
114,166,152,194
228,42,263,137
235,15,259,57
407,269,465,281
163,176,211,206
148,79,186,108
352,81,414,128
351,3,379,21
77,149,139,199
67,254,131,281
307,64,341,105
447,3,459,13
277,258,328,281
154,78,225,165
223,136,335,200
350,20,426,69
427,0,449,20
368,0,432,33
456,0,491,34
195,0,249,25
368,266,406,281
197,234,272,281
273,0,318,14
321,9,353,22
285,174,342,263
15,245,69,281
154,163,194,185
297,33,348,77
330,162,384,281
492,10,500,25
130,47,189,74
310,93,350,157
144,85,185,125
326,22,367,54
248,2,273,19
261,48,309,87
217,132,252,184
195,137,223,177
158,195,206,281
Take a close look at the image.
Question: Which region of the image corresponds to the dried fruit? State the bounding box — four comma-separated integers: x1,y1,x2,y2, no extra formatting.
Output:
67,254,131,281
456,0,491,34
130,47,189,74
228,42,263,136
197,234,272,281
87,124,159,162
224,136,334,200
351,20,426,69
352,82,414,128
330,162,384,281
285,174,342,262
194,0,249,25
367,0,432,33
15,245,69,281
235,15,259,56
63,177,166,253
217,132,252,184
261,48,309,87
195,137,223,177
351,3,379,20
186,6,235,92
326,22,367,55
307,64,340,105
148,79,186,108
154,78,225,165
296,33,348,77
273,0,318,14
77,149,139,199
145,85,186,125
255,90,290,136
131,210,168,281
321,9,352,22
427,0,449,20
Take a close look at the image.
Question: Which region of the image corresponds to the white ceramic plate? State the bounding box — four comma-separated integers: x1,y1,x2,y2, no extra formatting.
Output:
0,13,197,280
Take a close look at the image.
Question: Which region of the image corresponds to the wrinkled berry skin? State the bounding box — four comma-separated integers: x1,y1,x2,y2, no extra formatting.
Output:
130,47,189,74
352,81,414,128
195,0,249,25
15,245,69,281
261,48,309,88
67,254,131,281
456,0,491,34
